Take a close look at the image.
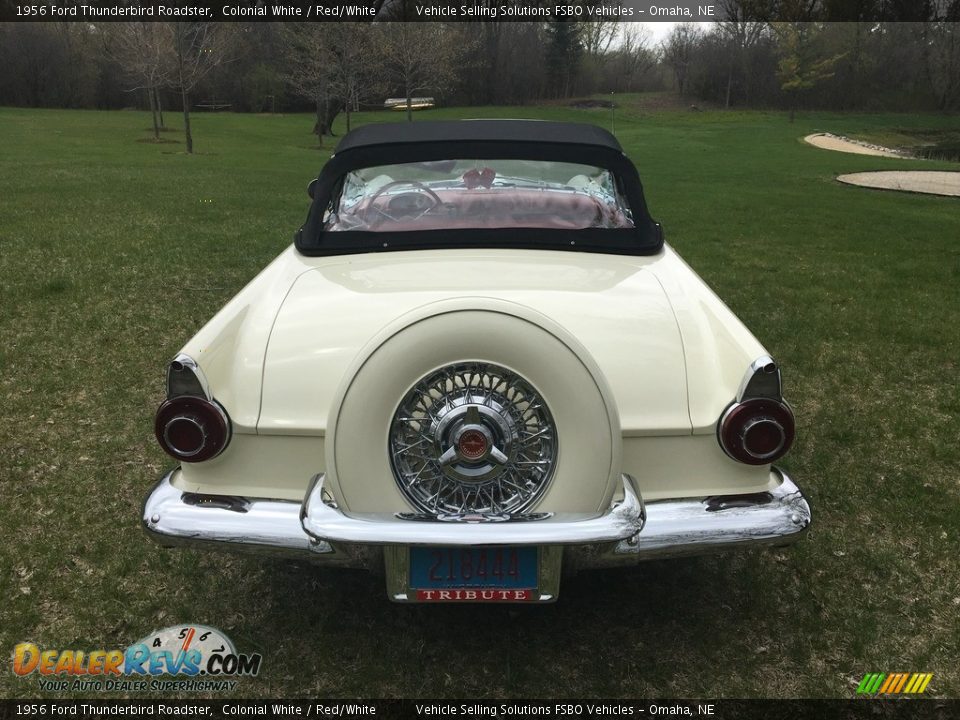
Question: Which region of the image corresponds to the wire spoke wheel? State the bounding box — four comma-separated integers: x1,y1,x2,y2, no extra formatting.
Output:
390,362,557,515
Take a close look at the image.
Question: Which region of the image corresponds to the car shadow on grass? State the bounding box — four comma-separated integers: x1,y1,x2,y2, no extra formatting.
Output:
235,550,808,697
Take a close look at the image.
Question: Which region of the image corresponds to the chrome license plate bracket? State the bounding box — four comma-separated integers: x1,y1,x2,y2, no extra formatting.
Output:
384,545,562,603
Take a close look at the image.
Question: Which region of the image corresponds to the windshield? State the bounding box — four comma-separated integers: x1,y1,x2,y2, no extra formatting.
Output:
323,159,635,232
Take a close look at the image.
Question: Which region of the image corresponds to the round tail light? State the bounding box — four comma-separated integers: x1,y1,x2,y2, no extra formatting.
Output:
155,397,230,463
718,398,795,465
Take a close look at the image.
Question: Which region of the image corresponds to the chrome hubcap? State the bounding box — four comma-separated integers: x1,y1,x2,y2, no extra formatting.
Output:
390,362,557,514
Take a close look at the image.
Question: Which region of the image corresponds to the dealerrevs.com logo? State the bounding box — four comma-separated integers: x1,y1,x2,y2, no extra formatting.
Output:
12,625,262,692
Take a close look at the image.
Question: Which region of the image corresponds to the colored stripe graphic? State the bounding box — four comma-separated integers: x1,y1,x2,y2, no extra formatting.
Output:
858,672,932,695
893,674,909,693
859,673,885,694
878,674,896,694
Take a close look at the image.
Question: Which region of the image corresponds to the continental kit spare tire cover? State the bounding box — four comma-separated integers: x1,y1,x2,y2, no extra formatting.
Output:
325,300,621,515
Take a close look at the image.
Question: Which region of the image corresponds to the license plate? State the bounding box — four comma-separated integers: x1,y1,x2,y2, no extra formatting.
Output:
409,546,538,602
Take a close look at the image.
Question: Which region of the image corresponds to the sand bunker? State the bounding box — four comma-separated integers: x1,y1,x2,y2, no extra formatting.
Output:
837,171,960,197
805,132,959,196
804,133,909,158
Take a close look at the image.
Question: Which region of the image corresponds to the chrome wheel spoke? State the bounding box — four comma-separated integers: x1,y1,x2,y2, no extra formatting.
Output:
488,445,509,465
390,362,557,515
437,446,458,466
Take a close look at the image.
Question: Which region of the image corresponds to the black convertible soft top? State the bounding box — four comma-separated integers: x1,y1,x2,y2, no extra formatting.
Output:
334,119,624,154
296,120,663,257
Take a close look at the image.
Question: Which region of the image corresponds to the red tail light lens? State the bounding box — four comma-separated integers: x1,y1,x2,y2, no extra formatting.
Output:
155,396,230,463
718,398,795,465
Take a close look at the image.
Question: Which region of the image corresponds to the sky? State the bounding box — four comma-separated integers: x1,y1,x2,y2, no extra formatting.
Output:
642,22,681,44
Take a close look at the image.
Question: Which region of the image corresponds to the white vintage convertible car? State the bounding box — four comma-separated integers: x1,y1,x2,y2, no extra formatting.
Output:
144,120,810,602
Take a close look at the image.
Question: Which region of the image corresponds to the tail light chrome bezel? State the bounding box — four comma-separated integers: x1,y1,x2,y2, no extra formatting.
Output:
718,356,795,466
156,355,231,463
718,398,795,465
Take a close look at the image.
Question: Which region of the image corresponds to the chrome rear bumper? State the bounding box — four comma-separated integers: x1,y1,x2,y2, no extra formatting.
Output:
301,473,646,547
143,468,810,585
619,468,810,560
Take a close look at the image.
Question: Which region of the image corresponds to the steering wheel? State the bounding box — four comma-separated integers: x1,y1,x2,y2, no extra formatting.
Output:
365,180,443,227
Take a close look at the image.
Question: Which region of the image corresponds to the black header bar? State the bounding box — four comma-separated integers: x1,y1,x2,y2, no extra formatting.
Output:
1,700,959,720
2,0,956,23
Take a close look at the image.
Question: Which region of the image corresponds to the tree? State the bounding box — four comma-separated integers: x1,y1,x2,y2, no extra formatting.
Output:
924,11,960,111
717,0,775,107
662,23,704,96
204,23,288,113
545,20,584,99
476,16,505,105
281,25,381,139
326,24,382,133
105,22,169,141
473,22,548,106
773,22,846,121
581,8,618,60
377,23,467,121
162,22,233,153
615,24,657,93
281,24,337,142
2,16,955,116
0,23,100,108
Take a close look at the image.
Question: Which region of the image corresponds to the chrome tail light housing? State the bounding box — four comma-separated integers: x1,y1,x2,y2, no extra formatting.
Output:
718,398,795,465
155,354,230,463
718,355,795,465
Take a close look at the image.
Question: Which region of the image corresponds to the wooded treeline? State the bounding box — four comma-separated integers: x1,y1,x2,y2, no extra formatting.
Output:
0,10,957,134
661,3,960,115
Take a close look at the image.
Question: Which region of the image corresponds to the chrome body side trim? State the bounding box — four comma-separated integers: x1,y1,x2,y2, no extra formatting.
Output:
301,473,645,547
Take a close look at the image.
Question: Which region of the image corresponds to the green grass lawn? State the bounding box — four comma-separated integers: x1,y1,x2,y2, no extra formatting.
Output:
1,101,958,700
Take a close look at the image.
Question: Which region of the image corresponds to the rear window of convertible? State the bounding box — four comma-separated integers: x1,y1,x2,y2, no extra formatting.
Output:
323,160,635,232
